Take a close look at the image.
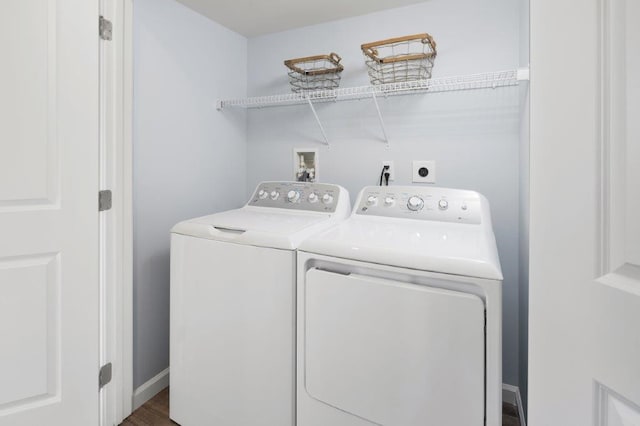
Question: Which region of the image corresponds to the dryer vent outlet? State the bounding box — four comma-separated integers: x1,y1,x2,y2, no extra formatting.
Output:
412,160,436,183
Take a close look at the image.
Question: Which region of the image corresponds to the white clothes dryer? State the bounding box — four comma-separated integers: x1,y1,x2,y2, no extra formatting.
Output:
296,186,503,426
170,181,350,426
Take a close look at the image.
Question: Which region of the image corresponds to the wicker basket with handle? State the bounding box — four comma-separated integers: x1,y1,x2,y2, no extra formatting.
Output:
361,33,437,85
284,52,344,93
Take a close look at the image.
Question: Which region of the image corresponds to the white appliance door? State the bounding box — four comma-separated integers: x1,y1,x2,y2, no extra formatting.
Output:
170,234,296,426
0,1,100,425
304,268,485,426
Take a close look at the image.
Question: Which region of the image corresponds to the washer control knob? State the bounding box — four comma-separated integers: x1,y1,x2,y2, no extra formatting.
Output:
366,195,378,206
258,189,268,199
407,196,424,211
322,194,334,205
270,191,280,200
286,190,300,203
461,203,468,211
438,199,449,210
308,193,319,203
384,197,395,206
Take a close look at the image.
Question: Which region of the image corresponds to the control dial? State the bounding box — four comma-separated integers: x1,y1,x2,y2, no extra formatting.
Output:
407,196,424,211
258,189,268,199
438,199,449,210
384,197,395,206
286,190,300,203
308,193,319,203
366,195,378,206
270,191,280,200
321,194,334,205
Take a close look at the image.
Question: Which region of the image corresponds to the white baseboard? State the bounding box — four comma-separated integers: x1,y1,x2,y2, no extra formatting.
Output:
132,367,169,411
503,384,526,426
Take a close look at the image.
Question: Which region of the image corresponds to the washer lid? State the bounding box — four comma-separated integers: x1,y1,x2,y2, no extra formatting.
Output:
171,181,351,250
298,215,503,280
171,207,336,250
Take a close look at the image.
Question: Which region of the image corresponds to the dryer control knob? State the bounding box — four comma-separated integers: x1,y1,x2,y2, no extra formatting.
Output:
384,197,395,206
308,193,319,203
366,195,378,206
270,191,280,200
438,199,449,210
258,189,268,199
286,190,300,203
407,196,424,211
322,194,334,205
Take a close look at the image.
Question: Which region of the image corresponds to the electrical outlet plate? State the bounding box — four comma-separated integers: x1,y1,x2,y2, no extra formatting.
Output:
382,160,394,181
412,160,436,183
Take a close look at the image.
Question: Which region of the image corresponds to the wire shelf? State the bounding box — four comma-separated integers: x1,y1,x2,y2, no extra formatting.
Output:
217,69,527,110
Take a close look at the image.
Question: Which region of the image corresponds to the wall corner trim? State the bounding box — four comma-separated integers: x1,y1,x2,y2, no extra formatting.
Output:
132,367,170,411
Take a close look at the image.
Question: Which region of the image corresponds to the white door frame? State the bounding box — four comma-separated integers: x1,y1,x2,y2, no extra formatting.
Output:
100,0,134,424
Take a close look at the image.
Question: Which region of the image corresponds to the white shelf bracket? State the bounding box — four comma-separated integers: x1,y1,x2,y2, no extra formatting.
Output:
371,92,390,147
517,67,530,81
306,98,330,146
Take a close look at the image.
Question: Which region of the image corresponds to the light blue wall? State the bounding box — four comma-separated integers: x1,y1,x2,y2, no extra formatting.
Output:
133,0,247,388
132,0,529,391
244,0,523,386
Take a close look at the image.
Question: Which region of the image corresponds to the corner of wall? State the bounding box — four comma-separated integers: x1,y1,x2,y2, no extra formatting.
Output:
132,0,250,390
518,0,530,417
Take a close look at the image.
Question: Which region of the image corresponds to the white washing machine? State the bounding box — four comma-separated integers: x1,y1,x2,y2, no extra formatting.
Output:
296,186,503,426
170,181,350,426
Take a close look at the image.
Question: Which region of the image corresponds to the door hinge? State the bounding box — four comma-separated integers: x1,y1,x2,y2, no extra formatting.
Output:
99,190,112,211
99,16,112,41
99,363,112,388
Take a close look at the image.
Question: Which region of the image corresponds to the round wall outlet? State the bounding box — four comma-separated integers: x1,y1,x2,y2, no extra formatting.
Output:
412,160,436,183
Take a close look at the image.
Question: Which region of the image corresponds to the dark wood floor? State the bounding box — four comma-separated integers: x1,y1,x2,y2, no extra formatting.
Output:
121,388,521,426
120,389,177,426
502,400,522,426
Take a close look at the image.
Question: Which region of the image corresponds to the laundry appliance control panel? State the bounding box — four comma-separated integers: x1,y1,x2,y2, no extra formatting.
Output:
248,182,343,213
355,186,484,224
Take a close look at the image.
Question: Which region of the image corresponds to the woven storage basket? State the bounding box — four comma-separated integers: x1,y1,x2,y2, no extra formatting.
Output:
361,33,437,85
284,53,343,93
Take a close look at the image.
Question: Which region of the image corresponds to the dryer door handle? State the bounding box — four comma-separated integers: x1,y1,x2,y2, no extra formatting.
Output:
313,267,351,276
212,226,246,235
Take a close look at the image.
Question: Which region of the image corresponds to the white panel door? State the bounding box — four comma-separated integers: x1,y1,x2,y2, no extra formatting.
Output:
0,0,100,425
529,0,640,424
